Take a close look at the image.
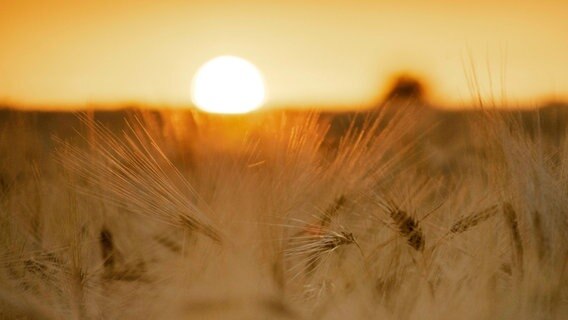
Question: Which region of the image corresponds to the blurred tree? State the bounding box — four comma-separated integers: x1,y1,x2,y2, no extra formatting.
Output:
383,74,427,103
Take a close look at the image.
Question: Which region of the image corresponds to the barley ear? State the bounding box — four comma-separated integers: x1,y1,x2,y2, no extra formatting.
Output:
503,202,523,275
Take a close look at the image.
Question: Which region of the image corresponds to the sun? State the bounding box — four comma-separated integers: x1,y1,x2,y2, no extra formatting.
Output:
191,56,266,114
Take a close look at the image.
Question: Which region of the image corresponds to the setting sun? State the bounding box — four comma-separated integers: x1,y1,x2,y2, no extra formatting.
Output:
191,56,265,114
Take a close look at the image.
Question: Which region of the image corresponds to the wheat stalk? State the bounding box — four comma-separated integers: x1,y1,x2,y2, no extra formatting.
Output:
57,115,222,243
284,221,359,279
531,210,548,261
450,204,499,234
503,202,523,275
376,197,425,251
319,195,347,228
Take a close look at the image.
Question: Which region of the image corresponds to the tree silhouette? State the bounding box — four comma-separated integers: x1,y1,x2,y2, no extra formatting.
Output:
384,74,427,102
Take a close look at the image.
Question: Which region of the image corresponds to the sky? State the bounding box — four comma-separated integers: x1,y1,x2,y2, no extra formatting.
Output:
1,0,567,109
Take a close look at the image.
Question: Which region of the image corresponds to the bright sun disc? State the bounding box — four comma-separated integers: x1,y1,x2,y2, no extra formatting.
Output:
191,56,266,114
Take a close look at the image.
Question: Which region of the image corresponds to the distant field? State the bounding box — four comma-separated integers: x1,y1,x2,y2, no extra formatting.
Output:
1,103,567,319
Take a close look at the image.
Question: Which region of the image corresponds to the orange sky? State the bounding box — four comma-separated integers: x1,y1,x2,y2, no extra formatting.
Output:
1,0,567,109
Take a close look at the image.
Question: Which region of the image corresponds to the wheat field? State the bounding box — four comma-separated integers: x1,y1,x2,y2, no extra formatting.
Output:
0,103,567,319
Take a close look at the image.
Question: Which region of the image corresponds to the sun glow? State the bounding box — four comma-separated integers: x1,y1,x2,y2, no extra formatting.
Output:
191,56,266,114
